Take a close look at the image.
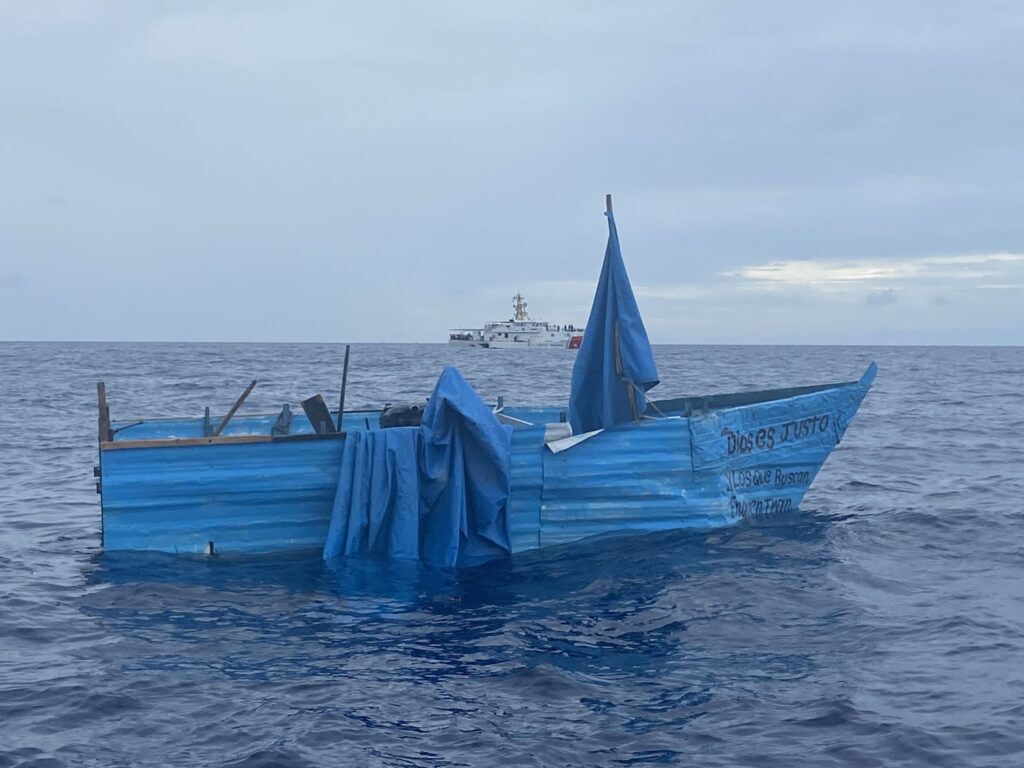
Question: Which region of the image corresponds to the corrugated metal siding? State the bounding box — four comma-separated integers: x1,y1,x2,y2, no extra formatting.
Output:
104,425,550,556
100,371,873,556
688,380,872,521
102,439,344,554
509,425,545,552
539,419,733,547
535,378,872,546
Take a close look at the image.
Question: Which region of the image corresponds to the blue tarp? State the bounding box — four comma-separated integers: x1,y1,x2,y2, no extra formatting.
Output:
320,429,422,561
569,206,660,434
323,367,513,567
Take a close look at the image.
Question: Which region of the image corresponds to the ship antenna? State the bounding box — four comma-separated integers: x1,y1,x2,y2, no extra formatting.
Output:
512,291,529,321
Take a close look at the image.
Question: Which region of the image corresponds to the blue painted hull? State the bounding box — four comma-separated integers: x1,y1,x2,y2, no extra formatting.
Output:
99,364,876,556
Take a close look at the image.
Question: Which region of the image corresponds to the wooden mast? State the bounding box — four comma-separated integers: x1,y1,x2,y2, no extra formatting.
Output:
607,193,639,420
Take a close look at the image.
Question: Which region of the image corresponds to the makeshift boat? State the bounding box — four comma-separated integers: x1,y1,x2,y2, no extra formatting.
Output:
95,196,876,565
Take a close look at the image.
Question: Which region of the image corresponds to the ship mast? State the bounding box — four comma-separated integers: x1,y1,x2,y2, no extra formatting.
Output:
512,291,529,321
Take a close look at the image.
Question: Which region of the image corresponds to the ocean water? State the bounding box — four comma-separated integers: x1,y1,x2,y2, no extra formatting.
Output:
1,342,1022,767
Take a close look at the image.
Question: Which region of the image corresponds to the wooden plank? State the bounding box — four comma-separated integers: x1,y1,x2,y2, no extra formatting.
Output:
213,379,258,436
302,394,336,434
97,382,112,443
102,406,382,425
101,432,346,451
103,435,275,450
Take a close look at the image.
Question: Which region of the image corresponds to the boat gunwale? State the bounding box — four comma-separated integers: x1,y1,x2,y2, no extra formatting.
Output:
100,431,349,451
109,406,384,427
101,372,870,452
108,375,862,429
645,376,863,417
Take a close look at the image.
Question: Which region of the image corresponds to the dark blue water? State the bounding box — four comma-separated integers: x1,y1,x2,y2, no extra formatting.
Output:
1,343,1022,767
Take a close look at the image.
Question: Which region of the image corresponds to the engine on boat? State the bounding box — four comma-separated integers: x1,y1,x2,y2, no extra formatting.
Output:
379,402,427,428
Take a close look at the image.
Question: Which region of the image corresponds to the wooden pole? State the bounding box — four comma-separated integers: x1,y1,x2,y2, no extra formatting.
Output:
336,344,351,432
96,381,110,547
613,321,624,376
213,379,257,437
97,382,112,443
614,321,639,422
608,196,637,420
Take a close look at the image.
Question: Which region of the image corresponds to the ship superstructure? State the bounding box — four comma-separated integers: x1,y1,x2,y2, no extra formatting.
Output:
449,293,584,349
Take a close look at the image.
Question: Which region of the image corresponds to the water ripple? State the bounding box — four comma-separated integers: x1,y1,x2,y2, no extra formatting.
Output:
1,343,1021,766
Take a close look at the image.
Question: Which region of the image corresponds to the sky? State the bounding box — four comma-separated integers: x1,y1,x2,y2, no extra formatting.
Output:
1,1,1022,344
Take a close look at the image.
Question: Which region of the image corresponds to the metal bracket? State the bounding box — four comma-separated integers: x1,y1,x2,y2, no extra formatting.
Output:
271,404,293,436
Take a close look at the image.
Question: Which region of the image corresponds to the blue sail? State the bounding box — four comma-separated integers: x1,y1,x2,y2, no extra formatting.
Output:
569,199,660,434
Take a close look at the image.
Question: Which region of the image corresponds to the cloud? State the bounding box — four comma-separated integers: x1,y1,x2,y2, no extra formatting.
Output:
522,279,711,307
524,252,1024,316
2,2,1024,344
724,252,1024,289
